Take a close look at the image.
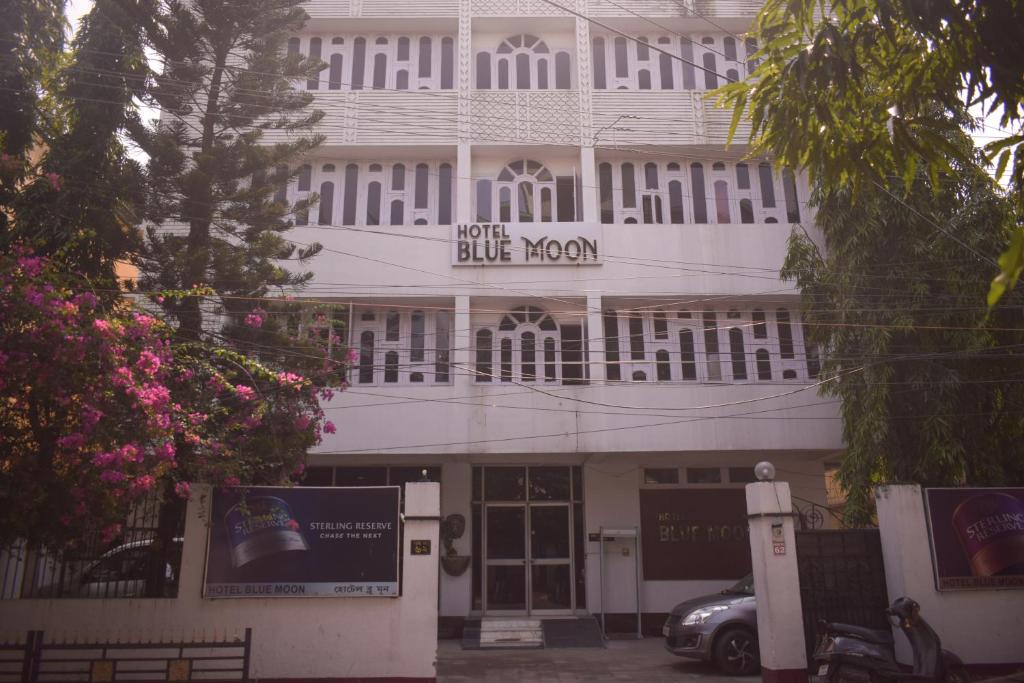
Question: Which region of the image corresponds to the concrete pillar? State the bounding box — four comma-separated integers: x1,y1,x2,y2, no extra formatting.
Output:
580,145,598,223
586,294,606,382
440,462,472,618
453,295,472,387
746,480,808,683
456,142,472,223
403,481,441,674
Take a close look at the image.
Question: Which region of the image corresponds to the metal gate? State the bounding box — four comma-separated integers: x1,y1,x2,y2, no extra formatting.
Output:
795,529,890,655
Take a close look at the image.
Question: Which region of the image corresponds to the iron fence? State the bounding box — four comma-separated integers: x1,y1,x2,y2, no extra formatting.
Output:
0,629,251,682
0,496,185,600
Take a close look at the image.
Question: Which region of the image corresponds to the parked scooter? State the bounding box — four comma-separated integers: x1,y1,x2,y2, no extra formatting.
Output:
810,597,968,683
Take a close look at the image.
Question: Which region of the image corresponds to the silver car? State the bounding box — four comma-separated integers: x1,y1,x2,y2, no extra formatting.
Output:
663,574,759,675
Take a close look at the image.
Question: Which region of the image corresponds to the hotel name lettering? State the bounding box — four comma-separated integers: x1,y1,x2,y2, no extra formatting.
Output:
656,511,749,544
452,222,602,266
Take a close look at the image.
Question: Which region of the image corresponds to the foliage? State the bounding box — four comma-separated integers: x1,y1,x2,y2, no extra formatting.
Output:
0,249,335,548
780,150,1024,524
717,0,1024,306
9,0,153,280
135,0,326,339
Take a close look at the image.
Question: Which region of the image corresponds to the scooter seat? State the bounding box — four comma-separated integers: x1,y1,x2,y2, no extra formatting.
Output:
827,622,894,646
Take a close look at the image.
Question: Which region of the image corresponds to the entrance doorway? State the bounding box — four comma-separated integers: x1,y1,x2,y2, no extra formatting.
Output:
472,466,585,615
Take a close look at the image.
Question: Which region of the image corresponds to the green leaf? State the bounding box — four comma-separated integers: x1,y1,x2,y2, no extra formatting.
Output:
988,229,1024,308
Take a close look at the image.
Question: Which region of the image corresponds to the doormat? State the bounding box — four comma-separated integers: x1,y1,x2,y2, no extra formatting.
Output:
541,617,605,649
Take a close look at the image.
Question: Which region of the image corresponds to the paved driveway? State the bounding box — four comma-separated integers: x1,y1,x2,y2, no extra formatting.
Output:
437,638,760,682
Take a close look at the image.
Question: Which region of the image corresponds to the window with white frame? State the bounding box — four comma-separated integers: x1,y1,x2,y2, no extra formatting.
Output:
474,306,587,385
283,160,454,226
591,34,755,91
475,160,578,223
597,159,802,225
289,34,455,91
601,307,815,383
350,306,452,385
475,34,573,90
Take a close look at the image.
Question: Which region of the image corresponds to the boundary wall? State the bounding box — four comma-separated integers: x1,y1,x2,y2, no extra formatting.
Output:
0,483,441,682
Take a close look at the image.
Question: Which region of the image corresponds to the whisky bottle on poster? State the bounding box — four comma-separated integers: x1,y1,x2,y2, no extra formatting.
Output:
225,495,312,582
952,492,1024,577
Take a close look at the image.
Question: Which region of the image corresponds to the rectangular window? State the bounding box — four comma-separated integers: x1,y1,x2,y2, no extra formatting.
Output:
628,314,645,360
644,468,679,485
556,176,575,221
686,467,722,484
561,324,585,385
703,311,721,380
728,467,758,484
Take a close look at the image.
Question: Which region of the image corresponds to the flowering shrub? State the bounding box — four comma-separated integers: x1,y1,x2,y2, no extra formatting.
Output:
0,251,337,548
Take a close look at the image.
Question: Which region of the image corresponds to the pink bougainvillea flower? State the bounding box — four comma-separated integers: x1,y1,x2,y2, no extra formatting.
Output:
174,481,192,500
235,385,256,401
293,415,311,431
136,350,161,376
244,307,266,328
223,475,241,487
131,475,156,493
323,420,337,434
100,470,126,484
45,172,61,191
100,523,122,544
156,442,176,461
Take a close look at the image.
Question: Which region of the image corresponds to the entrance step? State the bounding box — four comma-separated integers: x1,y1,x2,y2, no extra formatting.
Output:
467,618,544,649
541,617,605,649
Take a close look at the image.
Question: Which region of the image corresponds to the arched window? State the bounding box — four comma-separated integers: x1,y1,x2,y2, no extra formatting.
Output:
479,35,563,91
739,199,754,223
486,160,567,226
745,37,759,74
714,180,730,223
724,37,737,61
435,311,451,382
681,37,696,89
736,163,750,189
297,164,311,191
752,309,767,339
702,52,717,89
391,163,405,191
476,52,491,88
679,329,697,380
342,164,358,225
726,68,739,82
621,163,636,209
758,162,776,208
273,165,288,204
777,308,794,359
441,37,454,89
756,349,772,380
783,169,800,222
351,37,365,90
599,162,614,223
656,350,671,380
329,54,344,89
419,37,432,78
390,199,404,225
521,332,536,381
614,37,628,77
592,37,607,88
691,163,707,223
659,53,674,89
318,181,334,224
287,37,300,56
500,338,513,382
414,163,428,209
366,180,381,225
358,331,374,384
729,328,747,380
396,70,408,89
805,323,820,378
638,69,651,89
669,180,685,224
373,53,387,89
555,52,571,88
475,329,493,382
384,350,399,383
411,310,425,361
438,163,452,225
628,314,645,360
307,38,322,90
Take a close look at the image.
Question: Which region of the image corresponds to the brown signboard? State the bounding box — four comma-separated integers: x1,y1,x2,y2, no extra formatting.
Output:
640,489,751,581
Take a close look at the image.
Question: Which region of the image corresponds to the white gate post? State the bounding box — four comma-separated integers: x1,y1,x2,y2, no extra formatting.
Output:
747,474,808,683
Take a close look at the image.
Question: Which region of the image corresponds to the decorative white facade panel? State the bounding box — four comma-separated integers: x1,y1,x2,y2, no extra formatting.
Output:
303,0,458,19
351,307,454,385
469,91,580,144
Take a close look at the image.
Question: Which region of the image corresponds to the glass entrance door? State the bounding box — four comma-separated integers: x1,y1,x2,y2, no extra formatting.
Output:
476,466,583,615
483,502,574,614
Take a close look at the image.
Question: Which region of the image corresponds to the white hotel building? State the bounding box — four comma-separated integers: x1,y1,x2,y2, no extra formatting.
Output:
282,0,843,634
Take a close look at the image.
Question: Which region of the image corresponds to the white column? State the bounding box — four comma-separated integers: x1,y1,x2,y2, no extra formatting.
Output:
586,294,605,382
456,142,472,223
580,145,598,223
453,295,472,388
746,479,808,683
402,482,441,676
